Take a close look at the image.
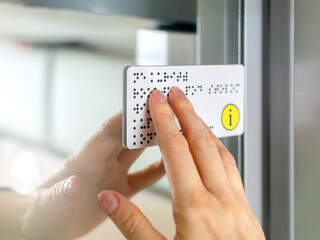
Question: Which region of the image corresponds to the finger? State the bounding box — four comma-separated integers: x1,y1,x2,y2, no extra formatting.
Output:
117,148,145,170
99,191,165,240
168,87,230,194
80,111,123,161
23,176,82,238
202,121,246,197
148,89,204,197
128,159,165,194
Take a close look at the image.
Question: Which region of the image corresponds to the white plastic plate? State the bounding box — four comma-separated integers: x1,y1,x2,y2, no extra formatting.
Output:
123,65,244,149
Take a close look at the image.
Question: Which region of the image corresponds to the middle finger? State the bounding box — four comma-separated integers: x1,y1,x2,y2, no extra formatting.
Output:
168,87,230,195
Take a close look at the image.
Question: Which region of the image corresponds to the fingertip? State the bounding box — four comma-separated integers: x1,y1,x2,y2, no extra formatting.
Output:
170,86,187,99
151,89,167,103
98,191,119,216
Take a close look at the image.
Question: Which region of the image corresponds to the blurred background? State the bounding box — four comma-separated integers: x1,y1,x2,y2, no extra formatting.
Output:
0,3,197,239
2,1,320,240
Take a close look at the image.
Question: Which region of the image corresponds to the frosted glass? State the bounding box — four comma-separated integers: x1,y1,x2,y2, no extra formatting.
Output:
0,44,46,141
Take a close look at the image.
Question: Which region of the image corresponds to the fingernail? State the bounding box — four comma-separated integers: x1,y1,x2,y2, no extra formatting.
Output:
101,192,119,216
63,177,74,198
152,89,167,103
171,87,186,98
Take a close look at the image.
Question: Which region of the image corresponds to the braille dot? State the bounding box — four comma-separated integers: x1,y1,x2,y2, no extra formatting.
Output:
157,72,160,75
140,107,143,110
151,80,153,83
141,73,143,76
133,119,136,123
133,135,136,138
143,103,146,106
133,142,136,145
144,92,146,95
140,134,143,137
141,88,143,91
143,137,146,140
147,110,150,113
150,137,153,140
137,77,139,80
140,141,143,144
140,119,143,122
144,76,146,79
133,127,136,130
147,126,150,128
136,111,138,114
144,126,146,129
134,81,136,83
151,73,153,75
147,140,150,144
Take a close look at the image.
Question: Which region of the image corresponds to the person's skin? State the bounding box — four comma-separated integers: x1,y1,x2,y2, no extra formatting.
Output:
99,87,266,240
0,112,165,240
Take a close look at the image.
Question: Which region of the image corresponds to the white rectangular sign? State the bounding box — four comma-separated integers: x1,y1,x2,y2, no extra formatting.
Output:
123,65,244,149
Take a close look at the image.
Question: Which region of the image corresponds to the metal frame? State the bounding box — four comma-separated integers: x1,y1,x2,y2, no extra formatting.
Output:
243,0,266,231
1,0,196,25
197,0,242,164
269,0,294,239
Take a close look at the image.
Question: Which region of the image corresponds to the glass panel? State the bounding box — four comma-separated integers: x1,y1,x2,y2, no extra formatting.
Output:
294,0,320,239
0,8,197,195
198,0,243,168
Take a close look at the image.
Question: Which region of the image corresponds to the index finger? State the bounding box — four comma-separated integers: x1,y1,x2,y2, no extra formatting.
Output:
148,89,204,197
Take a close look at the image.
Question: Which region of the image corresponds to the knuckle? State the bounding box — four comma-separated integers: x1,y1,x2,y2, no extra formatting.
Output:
192,133,215,150
98,117,112,134
154,105,172,120
220,194,239,212
186,191,211,211
176,99,195,113
163,132,189,151
220,149,235,163
220,150,238,168
119,211,141,238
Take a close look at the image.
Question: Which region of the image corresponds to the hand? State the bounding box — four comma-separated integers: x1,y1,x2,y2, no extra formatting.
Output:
21,112,165,240
99,88,265,240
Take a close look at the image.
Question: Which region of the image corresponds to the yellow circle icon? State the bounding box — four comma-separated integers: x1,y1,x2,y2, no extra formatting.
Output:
222,104,240,130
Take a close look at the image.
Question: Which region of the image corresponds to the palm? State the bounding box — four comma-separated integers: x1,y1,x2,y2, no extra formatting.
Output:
22,113,164,240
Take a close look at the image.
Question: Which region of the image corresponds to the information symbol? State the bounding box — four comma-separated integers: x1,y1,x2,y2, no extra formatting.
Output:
222,104,240,130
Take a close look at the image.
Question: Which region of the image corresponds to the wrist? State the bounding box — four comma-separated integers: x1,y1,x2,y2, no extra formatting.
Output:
0,190,30,239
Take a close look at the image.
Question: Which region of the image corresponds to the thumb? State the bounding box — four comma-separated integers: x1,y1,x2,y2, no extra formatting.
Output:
98,191,165,240
23,176,82,239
